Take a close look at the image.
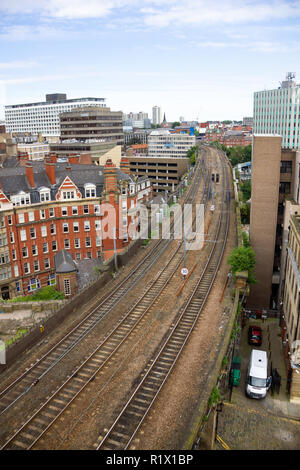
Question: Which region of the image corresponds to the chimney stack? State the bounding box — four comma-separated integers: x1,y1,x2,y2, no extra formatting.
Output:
45,158,56,185
25,163,35,188
104,159,118,203
120,157,131,175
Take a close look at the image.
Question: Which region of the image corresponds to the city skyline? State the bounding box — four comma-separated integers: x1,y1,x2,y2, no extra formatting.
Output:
1,1,300,122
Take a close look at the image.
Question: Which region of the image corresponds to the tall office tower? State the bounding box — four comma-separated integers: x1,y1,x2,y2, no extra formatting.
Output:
152,106,162,125
5,94,106,138
253,73,300,149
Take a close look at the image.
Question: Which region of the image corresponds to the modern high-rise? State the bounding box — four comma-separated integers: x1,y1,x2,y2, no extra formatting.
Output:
5,94,106,137
152,106,162,125
253,73,300,149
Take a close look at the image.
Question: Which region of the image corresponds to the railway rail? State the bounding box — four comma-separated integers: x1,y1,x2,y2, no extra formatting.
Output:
0,150,207,417
95,151,230,450
0,147,213,450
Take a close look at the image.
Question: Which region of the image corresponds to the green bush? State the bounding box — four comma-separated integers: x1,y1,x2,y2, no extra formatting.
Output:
227,245,256,284
9,286,64,302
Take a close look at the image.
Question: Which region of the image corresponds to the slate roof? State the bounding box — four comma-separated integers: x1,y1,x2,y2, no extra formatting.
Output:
0,160,134,201
54,250,77,273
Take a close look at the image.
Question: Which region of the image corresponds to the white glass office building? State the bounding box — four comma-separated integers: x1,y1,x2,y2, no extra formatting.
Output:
253,74,300,149
5,94,106,137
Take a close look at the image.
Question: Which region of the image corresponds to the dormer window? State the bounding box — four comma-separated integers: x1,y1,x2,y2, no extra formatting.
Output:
11,191,30,206
85,183,96,198
39,187,51,202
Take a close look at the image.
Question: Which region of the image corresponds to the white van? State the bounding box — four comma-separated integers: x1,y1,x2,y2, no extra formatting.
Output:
246,349,271,399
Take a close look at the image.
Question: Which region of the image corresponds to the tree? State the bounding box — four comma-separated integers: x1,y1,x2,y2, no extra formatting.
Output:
172,121,180,128
240,180,251,202
227,245,256,284
186,145,198,165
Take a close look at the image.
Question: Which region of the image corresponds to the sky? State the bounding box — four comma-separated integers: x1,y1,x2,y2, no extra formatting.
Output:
1,0,300,122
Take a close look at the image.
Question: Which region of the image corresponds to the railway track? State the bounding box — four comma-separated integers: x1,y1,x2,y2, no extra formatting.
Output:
0,147,213,449
0,150,207,417
95,151,230,450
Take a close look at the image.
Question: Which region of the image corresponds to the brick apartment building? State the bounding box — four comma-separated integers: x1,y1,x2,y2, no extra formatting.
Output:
205,128,252,147
0,154,152,299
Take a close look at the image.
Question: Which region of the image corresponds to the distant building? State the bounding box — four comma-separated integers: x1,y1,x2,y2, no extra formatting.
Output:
17,142,50,161
243,116,253,126
148,129,196,158
127,154,189,193
50,106,123,165
5,94,106,137
152,106,162,125
253,73,300,149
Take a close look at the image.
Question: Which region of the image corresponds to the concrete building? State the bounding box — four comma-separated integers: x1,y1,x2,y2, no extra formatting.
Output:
5,94,106,137
17,142,50,161
148,129,195,158
248,135,300,309
127,154,190,193
50,106,123,165
60,106,123,144
253,73,300,149
152,106,162,125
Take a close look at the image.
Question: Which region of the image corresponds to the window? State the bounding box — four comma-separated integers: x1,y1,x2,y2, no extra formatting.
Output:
85,184,96,198
0,233,7,246
49,207,55,218
30,227,36,239
63,223,69,233
20,229,27,241
52,240,57,251
84,205,89,214
16,281,21,292
73,222,79,232
86,237,91,247
18,213,25,224
64,239,70,249
44,258,50,269
74,238,80,249
94,205,100,215
12,249,17,261
0,251,9,264
14,265,19,277
40,209,45,219
86,251,92,259
48,273,56,286
24,262,30,274
50,223,56,235
7,215,12,225
32,245,38,256
11,192,30,206
40,188,50,202
43,242,48,253
62,191,75,200
34,260,39,272
41,226,47,237
28,278,40,291
28,211,35,222
62,206,68,216
72,206,78,215
96,236,101,247
10,232,14,243
95,220,101,231
64,279,71,295
84,221,90,231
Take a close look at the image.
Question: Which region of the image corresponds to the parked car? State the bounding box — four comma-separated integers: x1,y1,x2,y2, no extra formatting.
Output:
248,325,262,346
246,349,271,399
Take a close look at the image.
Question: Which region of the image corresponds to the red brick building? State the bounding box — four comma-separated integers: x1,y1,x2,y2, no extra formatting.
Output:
0,155,152,299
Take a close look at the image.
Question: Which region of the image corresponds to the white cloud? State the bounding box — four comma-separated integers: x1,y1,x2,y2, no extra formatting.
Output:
0,60,38,69
1,0,300,24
